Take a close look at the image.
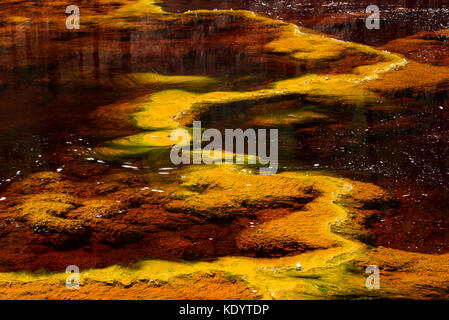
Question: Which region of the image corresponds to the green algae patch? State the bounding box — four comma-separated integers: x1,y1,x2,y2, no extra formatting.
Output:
17,194,85,235
85,0,171,29
113,0,166,16
93,128,258,163
95,129,190,159
362,61,449,96
165,165,318,218
263,24,348,61
130,90,205,130
164,165,388,259
113,73,219,88
126,74,379,132
121,73,378,135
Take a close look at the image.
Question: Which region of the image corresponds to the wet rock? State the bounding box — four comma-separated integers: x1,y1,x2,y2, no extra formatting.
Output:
91,222,144,247
71,199,126,219
165,166,318,218
15,193,90,249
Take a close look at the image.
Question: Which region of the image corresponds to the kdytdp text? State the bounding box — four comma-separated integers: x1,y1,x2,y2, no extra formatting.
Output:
179,304,270,317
